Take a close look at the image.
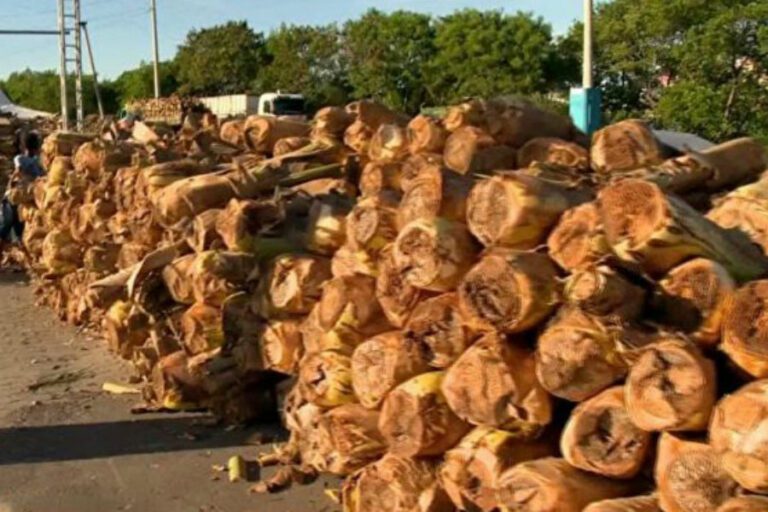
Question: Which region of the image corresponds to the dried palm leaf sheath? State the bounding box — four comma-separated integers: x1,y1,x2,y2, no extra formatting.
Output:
710,380,768,493
496,458,640,512
440,427,555,512
299,350,355,408
721,280,768,378
547,202,612,271
358,161,402,197
403,293,475,368
398,167,472,227
625,338,715,432
518,137,589,170
369,124,408,162
708,178,768,253
717,497,768,512
315,404,386,476
458,249,560,333
598,179,768,279
378,371,470,457
442,332,552,432
561,386,652,478
261,320,303,375
256,254,331,317
375,245,429,328
565,266,646,321
467,173,592,249
656,258,735,347
407,115,447,155
656,433,737,512
351,331,430,409
341,454,437,512
393,218,478,293
583,496,661,512
536,308,628,402
591,119,664,174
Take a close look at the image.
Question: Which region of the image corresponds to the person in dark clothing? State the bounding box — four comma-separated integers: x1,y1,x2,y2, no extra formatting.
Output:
1,132,44,247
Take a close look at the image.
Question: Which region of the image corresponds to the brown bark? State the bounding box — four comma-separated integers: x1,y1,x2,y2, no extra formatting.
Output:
458,249,560,334
591,120,664,174
316,404,387,476
584,496,660,512
564,266,646,321
444,126,517,175
496,458,640,512
375,245,431,328
369,124,409,162
561,386,652,479
379,371,471,457
243,116,311,154
626,338,716,432
710,379,768,494
358,161,402,197
255,254,331,317
351,331,430,409
403,293,476,368
442,332,553,432
407,115,448,155
700,137,768,191
518,137,589,170
547,202,612,271
466,172,592,249
393,218,478,292
721,280,768,378
398,166,472,228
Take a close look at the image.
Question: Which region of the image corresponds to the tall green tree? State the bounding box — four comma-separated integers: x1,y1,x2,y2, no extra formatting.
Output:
175,21,267,95
113,61,179,104
1,69,115,116
344,9,436,113
256,24,350,111
428,10,555,105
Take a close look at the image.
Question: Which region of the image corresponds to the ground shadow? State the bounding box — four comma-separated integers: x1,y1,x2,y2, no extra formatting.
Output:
0,415,287,465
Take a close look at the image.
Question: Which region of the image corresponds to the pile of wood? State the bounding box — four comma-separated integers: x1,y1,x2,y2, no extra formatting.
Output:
14,99,768,512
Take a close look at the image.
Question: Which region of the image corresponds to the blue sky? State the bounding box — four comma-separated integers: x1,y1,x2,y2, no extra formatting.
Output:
0,0,584,80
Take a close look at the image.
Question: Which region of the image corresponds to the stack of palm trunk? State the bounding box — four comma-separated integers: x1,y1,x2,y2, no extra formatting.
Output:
15,99,768,512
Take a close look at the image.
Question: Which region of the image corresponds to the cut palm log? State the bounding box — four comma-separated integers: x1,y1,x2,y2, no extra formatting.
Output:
443,99,488,132
358,161,402,197
346,191,400,260
215,198,284,252
181,302,225,355
261,320,303,375
547,202,612,271
443,332,552,432
466,172,592,249
305,194,351,256
346,100,409,128
701,137,768,191
444,126,517,175
273,136,312,157
710,380,768,494
103,300,150,359
313,106,355,140
341,454,437,512
161,254,196,304
189,251,256,307
591,120,664,174
220,119,245,147
561,386,652,479
584,496,660,512
316,404,386,476
398,166,472,228
330,244,378,279
42,228,83,276
351,331,430,409
440,427,555,512
625,338,716,432
375,245,431,328
491,100,577,148
458,249,560,333
717,497,768,512
403,293,476,368
564,266,646,321
721,280,768,378
536,308,629,402
518,137,589,170
598,179,768,280
496,458,640,512
369,124,408,162
655,258,735,347
255,254,331,317
400,153,445,193
379,371,470,457
407,115,447,155
393,218,478,292
656,433,737,512
708,179,768,253
243,116,310,154
298,350,356,408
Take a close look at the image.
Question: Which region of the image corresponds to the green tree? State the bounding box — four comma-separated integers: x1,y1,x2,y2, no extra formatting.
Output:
175,21,267,95
428,10,555,105
1,69,115,116
113,61,178,104
256,24,350,111
344,9,436,113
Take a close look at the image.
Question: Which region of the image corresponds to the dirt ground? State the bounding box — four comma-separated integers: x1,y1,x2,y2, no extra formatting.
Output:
0,273,333,512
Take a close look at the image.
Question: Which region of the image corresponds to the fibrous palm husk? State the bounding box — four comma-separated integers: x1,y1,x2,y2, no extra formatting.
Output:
496,458,641,512
41,228,83,276
561,386,652,479
398,166,472,228
625,337,716,432
709,379,768,494
393,218,478,293
721,280,768,378
298,350,356,408
181,302,225,355
189,251,257,307
564,266,646,321
379,371,470,457
375,245,431,328
598,179,768,280
358,161,402,197
458,249,560,334
591,119,664,174
442,332,552,433
655,433,737,512
315,404,387,476
243,116,310,154
350,331,431,409
584,496,661,512
369,124,409,162
443,126,516,175
255,254,331,317
466,172,592,249
518,137,589,170
407,115,447,155
103,300,150,359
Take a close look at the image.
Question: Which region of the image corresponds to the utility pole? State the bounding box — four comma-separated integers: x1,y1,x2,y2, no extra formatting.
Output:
569,0,601,136
81,22,104,118
583,0,593,89
73,0,84,131
57,0,69,131
150,0,161,98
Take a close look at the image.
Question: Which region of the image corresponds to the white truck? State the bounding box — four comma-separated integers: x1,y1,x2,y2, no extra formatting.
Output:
199,92,307,121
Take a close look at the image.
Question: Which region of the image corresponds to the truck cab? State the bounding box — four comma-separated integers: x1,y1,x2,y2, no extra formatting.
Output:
258,92,307,120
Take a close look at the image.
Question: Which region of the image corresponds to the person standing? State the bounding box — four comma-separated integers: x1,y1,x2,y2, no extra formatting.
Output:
1,132,45,250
